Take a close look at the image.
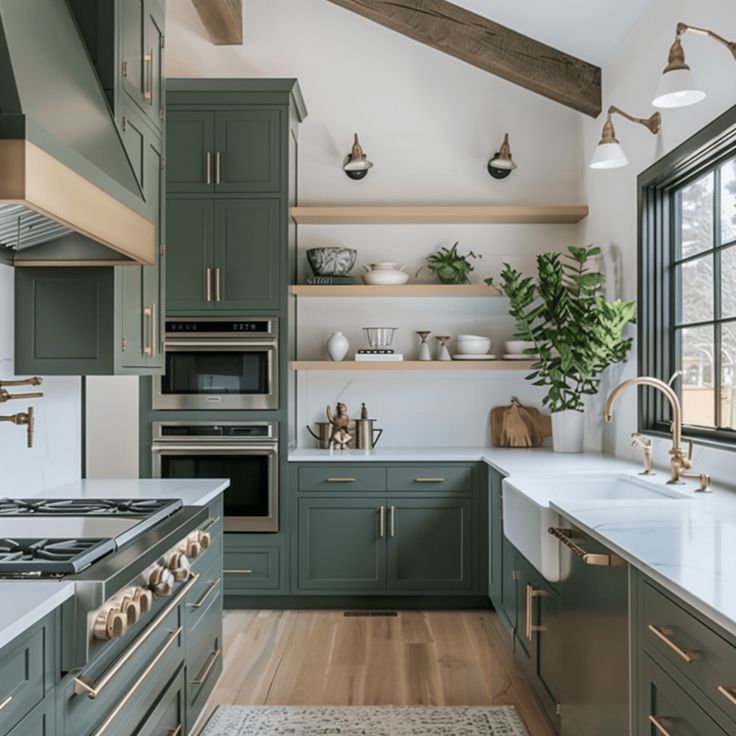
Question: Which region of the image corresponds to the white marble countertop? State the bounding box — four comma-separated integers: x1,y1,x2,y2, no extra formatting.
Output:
0,582,75,650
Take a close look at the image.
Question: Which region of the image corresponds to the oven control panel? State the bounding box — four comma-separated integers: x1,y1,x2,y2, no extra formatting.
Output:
166,319,272,333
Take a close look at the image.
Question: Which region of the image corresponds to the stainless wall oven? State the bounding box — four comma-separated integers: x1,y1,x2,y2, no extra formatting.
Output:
152,421,279,532
152,317,278,410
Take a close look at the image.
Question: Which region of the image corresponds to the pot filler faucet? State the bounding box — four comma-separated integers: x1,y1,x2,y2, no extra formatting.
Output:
604,377,711,492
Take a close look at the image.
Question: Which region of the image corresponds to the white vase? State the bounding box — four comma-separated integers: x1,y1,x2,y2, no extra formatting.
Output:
326,332,349,361
551,410,585,453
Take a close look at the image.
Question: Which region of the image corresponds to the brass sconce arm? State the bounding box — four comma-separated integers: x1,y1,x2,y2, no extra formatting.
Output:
0,407,34,448
607,106,662,135
676,22,736,61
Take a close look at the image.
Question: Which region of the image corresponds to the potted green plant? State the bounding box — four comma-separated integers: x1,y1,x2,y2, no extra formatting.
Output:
426,242,480,284
486,245,636,452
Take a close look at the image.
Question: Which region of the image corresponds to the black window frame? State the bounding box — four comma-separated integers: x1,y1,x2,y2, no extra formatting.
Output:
639,104,736,449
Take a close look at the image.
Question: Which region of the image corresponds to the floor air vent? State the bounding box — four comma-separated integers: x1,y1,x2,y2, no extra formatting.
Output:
343,611,398,617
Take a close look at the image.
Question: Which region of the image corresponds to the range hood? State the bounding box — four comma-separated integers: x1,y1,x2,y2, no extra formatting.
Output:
0,0,155,266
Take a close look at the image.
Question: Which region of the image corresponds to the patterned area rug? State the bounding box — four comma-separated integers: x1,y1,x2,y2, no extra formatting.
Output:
200,705,531,735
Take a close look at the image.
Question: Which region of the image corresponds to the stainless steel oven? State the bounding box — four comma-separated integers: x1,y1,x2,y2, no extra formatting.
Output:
152,421,279,532
152,317,278,410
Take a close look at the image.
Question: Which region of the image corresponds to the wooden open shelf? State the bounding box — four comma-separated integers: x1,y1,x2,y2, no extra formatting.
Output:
290,360,534,372
290,205,588,225
290,284,501,297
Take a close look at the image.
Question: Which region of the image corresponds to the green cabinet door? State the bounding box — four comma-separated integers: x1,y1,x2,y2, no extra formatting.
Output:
213,198,281,310
488,469,503,604
166,111,215,193
499,536,518,636
119,0,146,107
135,667,185,736
142,0,165,132
214,110,282,193
297,497,387,591
166,198,215,312
386,496,472,591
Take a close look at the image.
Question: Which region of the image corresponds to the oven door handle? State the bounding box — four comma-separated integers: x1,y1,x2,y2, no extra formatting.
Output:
164,340,277,349
152,445,278,453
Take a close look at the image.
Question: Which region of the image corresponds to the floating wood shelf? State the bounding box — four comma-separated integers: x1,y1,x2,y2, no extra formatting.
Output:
290,284,502,297
290,360,534,372
290,205,588,225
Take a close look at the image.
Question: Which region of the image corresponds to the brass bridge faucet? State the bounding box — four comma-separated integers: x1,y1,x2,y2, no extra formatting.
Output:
0,406,34,448
605,377,711,492
0,376,44,403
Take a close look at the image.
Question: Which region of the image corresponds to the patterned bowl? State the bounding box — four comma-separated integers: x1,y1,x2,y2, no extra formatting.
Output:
306,247,357,276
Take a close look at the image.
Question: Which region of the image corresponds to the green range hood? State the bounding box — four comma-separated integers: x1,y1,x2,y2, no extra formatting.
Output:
0,0,155,266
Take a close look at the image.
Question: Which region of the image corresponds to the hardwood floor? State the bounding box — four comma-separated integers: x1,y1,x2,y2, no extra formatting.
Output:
204,610,555,736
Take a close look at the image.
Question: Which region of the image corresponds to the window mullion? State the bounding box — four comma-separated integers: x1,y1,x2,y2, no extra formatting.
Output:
715,167,723,428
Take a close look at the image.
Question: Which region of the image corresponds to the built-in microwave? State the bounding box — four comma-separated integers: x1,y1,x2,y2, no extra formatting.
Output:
152,317,278,410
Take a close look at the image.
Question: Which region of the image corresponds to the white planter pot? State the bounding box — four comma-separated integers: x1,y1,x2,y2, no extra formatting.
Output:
551,410,585,453
326,332,349,361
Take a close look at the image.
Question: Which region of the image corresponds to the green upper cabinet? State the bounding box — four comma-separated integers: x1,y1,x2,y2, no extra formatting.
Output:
166,111,215,194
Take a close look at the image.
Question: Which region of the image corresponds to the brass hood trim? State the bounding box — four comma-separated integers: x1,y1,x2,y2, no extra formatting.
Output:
0,139,155,266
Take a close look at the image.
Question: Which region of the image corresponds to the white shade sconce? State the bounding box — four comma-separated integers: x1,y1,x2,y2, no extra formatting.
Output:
487,133,517,179
653,22,736,109
590,105,661,170
343,134,374,180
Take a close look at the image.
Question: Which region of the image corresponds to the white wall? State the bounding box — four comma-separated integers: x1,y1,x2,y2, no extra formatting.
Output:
581,0,736,482
0,264,81,494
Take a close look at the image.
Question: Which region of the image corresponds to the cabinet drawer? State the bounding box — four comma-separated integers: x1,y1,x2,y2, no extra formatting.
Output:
387,466,473,492
223,545,280,592
0,624,46,735
187,599,223,722
5,699,53,736
186,558,223,638
641,580,736,721
639,653,730,736
135,666,185,736
298,466,386,492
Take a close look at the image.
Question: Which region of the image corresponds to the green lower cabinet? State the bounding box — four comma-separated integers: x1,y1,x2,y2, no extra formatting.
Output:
224,542,283,594
135,667,185,736
298,497,387,591
5,700,54,736
499,537,518,637
386,497,472,591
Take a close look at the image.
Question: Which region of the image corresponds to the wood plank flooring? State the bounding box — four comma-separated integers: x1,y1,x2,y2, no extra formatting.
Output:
204,610,554,736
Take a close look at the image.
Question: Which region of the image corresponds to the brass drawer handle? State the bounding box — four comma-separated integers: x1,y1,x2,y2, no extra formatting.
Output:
193,648,222,685
74,575,199,698
548,527,618,566
205,267,213,302
647,624,695,663
525,583,546,641
0,695,12,712
168,726,182,736
327,477,356,483
225,569,253,574
415,477,446,483
378,505,385,538
215,151,222,184
188,578,221,609
718,685,736,706
91,627,183,736
206,152,212,185
648,715,673,736
389,505,396,537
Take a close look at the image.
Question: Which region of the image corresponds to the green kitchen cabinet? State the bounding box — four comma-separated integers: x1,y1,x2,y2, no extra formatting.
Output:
488,469,503,607
5,700,55,736
297,497,388,591
499,536,518,637
134,667,185,736
166,109,281,194
386,496,472,591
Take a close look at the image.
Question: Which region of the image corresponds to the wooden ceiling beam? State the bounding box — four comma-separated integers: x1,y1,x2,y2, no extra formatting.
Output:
326,0,602,117
191,0,243,45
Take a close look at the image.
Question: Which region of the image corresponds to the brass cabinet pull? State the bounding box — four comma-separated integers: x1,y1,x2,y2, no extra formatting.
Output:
215,268,222,302
193,648,222,686
225,569,253,574
205,267,213,302
143,305,154,356
142,50,153,101
525,583,545,641
206,152,212,184
168,726,182,736
188,578,221,610
151,303,157,358
327,477,356,483
0,695,12,711
648,715,673,736
215,151,222,184
647,624,695,663
415,477,446,483
74,575,199,699
389,506,396,538
718,685,736,706
378,505,385,538
91,627,183,736
548,527,619,567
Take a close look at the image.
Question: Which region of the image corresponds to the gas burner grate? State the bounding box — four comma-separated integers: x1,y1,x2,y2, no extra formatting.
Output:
0,498,180,516
0,537,116,574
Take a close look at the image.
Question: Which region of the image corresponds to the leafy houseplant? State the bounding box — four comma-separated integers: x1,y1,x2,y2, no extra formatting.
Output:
486,246,636,450
427,242,480,284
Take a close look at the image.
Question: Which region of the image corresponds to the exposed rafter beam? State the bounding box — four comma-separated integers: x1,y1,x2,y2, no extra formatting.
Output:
191,0,243,45
326,0,601,117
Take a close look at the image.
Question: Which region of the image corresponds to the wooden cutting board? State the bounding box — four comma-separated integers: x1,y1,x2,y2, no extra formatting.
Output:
491,399,552,447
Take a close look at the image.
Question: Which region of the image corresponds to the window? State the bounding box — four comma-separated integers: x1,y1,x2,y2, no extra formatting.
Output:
640,106,736,447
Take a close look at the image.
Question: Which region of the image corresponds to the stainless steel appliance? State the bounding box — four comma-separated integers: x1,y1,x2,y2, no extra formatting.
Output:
152,317,278,410
549,525,629,736
152,421,279,532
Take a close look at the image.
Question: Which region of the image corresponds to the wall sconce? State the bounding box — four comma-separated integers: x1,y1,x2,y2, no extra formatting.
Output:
653,22,736,108
343,134,373,180
487,133,517,179
590,105,661,170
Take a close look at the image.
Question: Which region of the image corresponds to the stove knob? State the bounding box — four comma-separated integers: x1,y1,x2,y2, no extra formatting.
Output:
93,606,127,641
133,587,154,614
147,565,175,597
196,530,212,550
118,595,140,625
184,537,202,559
167,551,191,582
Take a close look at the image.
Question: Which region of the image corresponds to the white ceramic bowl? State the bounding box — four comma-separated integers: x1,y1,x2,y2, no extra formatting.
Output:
368,262,405,271
505,340,536,355
363,270,410,285
455,336,492,355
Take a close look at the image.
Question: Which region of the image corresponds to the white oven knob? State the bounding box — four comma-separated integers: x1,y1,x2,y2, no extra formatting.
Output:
147,565,175,597
167,551,191,582
93,606,128,641
195,530,212,550
133,586,154,614
184,537,202,559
